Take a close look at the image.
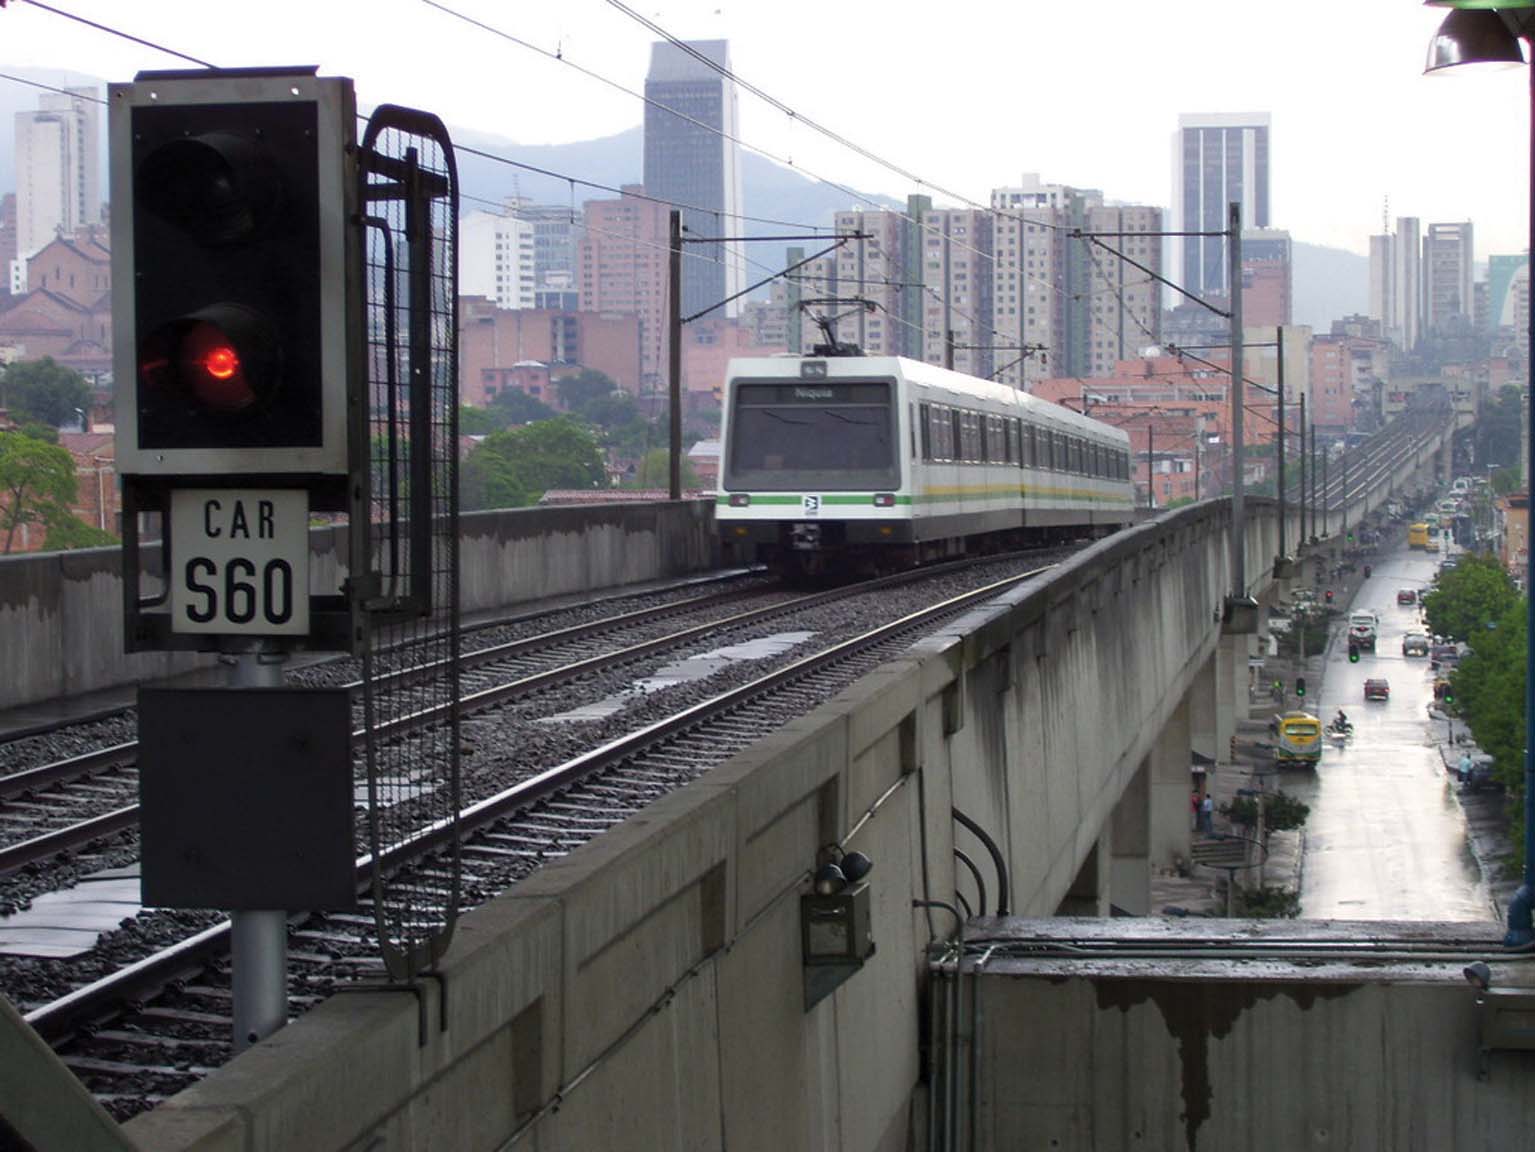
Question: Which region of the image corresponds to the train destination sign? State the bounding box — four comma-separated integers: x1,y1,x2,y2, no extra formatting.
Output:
170,489,310,636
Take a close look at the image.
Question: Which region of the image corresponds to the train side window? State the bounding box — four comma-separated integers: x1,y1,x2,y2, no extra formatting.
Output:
951,410,963,461
1041,429,1053,471
976,414,988,463
1024,424,1036,468
920,402,932,459
1009,418,1020,466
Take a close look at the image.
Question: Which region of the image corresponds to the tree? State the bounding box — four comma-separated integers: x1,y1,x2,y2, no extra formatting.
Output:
458,405,505,437
1477,384,1524,473
42,507,117,550
0,358,91,428
461,417,606,510
1422,553,1518,642
1492,466,1521,496
633,447,701,490
0,430,78,553
556,368,620,417
489,388,556,426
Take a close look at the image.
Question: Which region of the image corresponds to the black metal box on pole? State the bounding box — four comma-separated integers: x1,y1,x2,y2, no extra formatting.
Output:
138,688,356,909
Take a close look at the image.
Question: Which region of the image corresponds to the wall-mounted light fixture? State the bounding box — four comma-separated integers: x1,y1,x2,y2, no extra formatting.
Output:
801,845,875,1010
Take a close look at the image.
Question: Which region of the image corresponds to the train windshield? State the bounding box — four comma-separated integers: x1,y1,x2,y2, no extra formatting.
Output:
725,379,898,490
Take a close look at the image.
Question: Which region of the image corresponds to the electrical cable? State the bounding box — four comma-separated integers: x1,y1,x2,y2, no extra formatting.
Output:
11,0,216,67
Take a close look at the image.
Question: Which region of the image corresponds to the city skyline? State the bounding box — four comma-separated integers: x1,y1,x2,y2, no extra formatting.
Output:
0,0,1526,261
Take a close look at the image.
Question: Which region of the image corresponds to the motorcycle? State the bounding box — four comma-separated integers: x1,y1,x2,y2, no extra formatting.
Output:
1325,719,1354,739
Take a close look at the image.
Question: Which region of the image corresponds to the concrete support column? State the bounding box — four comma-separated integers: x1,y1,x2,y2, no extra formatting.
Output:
1190,650,1218,774
1109,759,1150,916
1057,834,1108,917
1148,693,1193,871
1216,633,1248,752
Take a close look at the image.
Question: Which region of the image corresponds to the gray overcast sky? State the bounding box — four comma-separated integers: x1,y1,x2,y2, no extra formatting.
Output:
4,0,1529,257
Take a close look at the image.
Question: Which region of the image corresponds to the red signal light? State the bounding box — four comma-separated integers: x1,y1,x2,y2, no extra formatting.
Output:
203,344,240,381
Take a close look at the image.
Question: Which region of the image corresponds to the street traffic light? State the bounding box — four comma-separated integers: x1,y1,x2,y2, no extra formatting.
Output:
112,68,358,477
1325,589,1334,604
1295,676,1307,698
1348,641,1360,663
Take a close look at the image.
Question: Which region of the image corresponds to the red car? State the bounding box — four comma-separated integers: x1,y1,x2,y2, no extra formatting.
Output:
1397,589,1417,605
1364,678,1390,701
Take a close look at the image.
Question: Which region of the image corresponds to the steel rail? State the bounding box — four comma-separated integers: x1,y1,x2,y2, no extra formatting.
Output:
25,561,1056,1045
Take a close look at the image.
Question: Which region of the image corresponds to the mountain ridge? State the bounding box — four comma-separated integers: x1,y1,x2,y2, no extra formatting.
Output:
0,69,1365,329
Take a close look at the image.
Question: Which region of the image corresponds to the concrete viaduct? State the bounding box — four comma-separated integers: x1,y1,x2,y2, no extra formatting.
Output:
10,409,1508,1151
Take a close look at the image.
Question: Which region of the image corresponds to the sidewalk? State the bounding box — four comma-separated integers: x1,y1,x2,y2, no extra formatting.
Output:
1150,717,1305,917
1434,713,1520,919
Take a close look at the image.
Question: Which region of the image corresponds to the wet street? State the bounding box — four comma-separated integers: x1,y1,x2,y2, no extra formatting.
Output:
1284,538,1496,923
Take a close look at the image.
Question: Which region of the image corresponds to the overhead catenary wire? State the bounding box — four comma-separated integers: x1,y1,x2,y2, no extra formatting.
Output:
420,0,1085,320
8,0,216,67
17,0,1161,380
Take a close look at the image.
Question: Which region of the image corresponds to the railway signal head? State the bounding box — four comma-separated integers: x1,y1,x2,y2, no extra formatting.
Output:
111,69,358,477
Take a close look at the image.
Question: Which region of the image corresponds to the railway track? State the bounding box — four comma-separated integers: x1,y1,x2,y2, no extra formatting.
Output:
16,553,1062,1118
0,572,782,870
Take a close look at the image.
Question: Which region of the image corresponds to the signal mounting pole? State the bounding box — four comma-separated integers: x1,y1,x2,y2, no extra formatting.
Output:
668,209,683,501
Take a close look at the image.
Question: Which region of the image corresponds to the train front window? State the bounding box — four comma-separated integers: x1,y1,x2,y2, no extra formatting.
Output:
725,379,898,490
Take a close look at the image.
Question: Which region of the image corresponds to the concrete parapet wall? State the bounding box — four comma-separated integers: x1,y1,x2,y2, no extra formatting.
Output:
123,498,1278,1152
970,919,1535,1151
0,500,716,712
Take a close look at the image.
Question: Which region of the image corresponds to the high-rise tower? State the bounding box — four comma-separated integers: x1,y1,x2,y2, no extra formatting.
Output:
14,87,101,261
1170,112,1271,300
643,40,745,318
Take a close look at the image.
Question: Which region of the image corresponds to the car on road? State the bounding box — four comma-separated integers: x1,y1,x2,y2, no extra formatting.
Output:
1430,643,1461,671
1364,678,1391,702
1348,610,1379,651
1397,588,1417,605
1402,632,1429,657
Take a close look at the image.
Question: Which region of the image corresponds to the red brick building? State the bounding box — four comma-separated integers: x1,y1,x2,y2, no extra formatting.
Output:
458,298,642,408
0,230,112,377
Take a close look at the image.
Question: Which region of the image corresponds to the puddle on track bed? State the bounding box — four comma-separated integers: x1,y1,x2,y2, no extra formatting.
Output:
539,632,817,723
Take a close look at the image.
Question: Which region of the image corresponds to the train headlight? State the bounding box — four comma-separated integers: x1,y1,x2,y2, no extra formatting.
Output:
729,494,751,508
872,493,896,507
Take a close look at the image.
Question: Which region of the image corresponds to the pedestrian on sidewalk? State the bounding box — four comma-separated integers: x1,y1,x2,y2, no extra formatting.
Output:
1201,793,1214,834
1192,789,1201,831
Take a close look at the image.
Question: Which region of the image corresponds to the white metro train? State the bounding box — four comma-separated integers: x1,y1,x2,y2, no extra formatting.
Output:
715,355,1135,576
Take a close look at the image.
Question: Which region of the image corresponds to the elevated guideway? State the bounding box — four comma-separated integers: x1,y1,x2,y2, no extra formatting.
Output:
103,406,1460,1152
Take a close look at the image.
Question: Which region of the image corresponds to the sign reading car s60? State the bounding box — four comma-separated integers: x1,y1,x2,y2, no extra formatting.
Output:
170,489,309,635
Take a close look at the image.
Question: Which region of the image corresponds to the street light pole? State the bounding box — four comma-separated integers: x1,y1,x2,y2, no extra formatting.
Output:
1277,325,1287,557
1228,202,1247,604
1299,393,1308,545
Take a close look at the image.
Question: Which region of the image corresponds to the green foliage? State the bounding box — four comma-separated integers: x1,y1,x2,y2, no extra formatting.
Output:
555,368,620,416
1422,553,1517,642
0,358,91,428
1218,790,1309,834
461,417,606,510
1263,790,1310,833
1222,796,1259,828
633,447,700,490
490,388,557,426
458,405,504,437
1236,884,1301,919
42,507,117,550
1477,384,1524,472
18,422,58,444
1492,466,1521,496
1449,598,1525,793
0,430,78,553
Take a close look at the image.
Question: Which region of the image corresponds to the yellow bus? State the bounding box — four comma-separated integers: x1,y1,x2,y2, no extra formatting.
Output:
1408,522,1430,550
1275,712,1323,766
